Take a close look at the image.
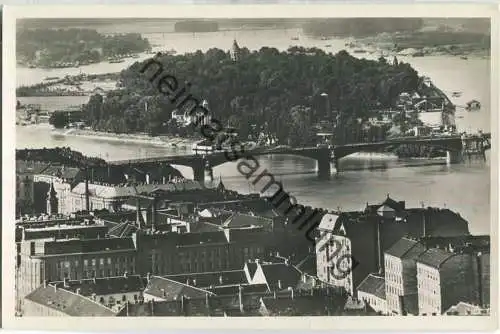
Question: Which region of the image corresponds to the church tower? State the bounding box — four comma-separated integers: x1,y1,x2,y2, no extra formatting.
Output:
46,183,59,215
230,39,241,61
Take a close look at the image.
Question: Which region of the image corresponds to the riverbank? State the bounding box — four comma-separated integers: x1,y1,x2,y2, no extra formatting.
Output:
51,128,198,149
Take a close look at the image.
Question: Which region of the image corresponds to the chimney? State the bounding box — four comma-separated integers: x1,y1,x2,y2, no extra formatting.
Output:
76,288,81,295
302,274,307,283
136,197,142,229
93,277,97,284
273,290,277,299
150,299,154,315
205,292,210,309
147,272,151,282
289,287,294,300
476,252,483,307
63,277,69,288
124,271,128,278
180,295,187,316
126,301,129,316
146,173,150,185
53,283,57,291
192,279,197,286
277,280,282,290
219,275,224,285
284,258,290,266
238,285,244,313
43,280,47,288
151,197,157,232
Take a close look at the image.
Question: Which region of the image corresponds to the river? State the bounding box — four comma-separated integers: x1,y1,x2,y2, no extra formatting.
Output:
15,26,492,234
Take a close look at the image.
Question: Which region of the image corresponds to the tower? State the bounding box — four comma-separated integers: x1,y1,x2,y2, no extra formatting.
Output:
46,182,59,214
230,39,241,61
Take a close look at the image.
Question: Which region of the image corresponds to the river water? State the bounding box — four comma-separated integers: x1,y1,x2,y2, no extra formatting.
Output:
16,26,492,234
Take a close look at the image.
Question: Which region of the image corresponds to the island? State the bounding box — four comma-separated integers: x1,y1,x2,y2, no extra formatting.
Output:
67,45,454,158
16,28,151,68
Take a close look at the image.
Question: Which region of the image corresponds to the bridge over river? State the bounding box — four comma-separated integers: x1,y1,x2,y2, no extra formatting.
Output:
108,133,491,182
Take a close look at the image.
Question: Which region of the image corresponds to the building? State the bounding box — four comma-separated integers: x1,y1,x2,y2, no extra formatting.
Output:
48,274,147,312
16,160,51,216
315,213,354,295
24,282,117,316
416,241,489,315
315,196,470,293
33,164,81,215
384,237,426,315
357,274,387,314
385,235,489,316
16,235,136,314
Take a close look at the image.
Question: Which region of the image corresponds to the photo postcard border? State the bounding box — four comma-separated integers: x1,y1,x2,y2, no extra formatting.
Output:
2,3,499,331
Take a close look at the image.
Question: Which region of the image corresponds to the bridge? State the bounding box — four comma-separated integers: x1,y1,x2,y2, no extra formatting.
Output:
108,133,491,182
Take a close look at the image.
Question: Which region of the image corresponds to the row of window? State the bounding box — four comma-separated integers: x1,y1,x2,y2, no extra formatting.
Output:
55,256,134,269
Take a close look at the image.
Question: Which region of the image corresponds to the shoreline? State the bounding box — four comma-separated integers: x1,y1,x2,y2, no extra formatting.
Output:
50,127,198,149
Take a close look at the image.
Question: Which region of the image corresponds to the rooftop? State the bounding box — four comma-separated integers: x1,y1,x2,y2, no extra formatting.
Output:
163,270,248,288
357,274,386,300
144,276,214,301
25,284,116,316
52,275,146,296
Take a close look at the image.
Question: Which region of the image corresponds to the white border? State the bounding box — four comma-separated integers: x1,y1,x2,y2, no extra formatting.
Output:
2,4,499,331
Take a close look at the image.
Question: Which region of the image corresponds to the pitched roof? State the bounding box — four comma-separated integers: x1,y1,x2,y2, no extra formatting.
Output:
259,263,302,290
245,262,258,280
385,237,420,258
207,284,269,296
177,231,228,247
357,274,386,300
318,213,339,231
41,237,136,256
222,213,272,229
417,248,455,268
52,275,146,296
25,284,116,316
144,276,214,301
163,270,248,288
16,160,51,175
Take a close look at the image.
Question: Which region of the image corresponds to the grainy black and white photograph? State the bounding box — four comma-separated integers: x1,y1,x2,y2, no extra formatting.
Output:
3,3,498,330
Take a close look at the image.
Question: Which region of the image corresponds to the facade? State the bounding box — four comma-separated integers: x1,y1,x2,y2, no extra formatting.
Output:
384,237,426,315
17,236,136,314
416,246,489,315
357,274,387,314
315,196,470,293
316,213,354,295
16,160,51,215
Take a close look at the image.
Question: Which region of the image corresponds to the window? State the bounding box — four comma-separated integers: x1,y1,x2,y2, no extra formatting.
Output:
74,260,79,267
84,259,88,266
107,258,112,265
100,258,104,266
91,259,96,266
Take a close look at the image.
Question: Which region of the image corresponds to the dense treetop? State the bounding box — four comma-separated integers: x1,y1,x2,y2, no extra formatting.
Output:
82,46,421,145
17,28,151,65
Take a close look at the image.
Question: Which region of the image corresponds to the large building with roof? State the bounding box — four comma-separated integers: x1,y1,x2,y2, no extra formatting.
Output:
416,238,489,315
357,274,387,314
315,196,470,294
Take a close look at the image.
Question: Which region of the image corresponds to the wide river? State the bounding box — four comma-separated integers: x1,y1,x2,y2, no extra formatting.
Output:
16,26,492,234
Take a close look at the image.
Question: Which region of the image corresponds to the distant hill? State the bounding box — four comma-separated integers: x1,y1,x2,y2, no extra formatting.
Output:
174,20,219,33
302,18,424,37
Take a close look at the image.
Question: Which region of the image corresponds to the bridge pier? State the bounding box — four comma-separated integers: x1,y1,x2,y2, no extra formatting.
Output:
316,156,331,180
204,160,214,183
446,150,463,165
192,159,205,184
